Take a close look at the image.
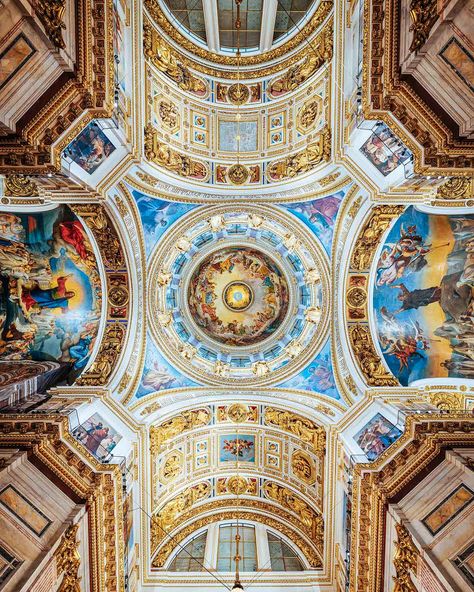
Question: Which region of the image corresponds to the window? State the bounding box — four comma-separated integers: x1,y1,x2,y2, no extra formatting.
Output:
267,532,304,571
217,524,257,572
169,531,207,571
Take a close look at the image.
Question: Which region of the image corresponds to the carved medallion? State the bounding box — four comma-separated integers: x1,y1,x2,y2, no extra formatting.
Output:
228,163,249,185
228,83,250,105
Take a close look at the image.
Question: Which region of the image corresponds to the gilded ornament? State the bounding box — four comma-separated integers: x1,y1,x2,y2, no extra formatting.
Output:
225,475,249,495
108,276,129,308
70,204,126,270
54,523,81,592
35,0,67,49
228,163,250,185
264,407,326,456
409,0,438,53
161,451,183,482
157,100,180,131
428,391,464,411
268,24,333,96
4,174,39,197
144,124,209,180
314,403,335,416
263,481,322,541
267,127,331,181
143,22,208,96
144,0,332,77
291,450,316,484
297,98,322,132
305,268,321,284
212,360,229,377
350,206,404,271
157,271,172,286
319,171,340,187
252,361,270,377
154,481,211,529
348,324,398,387
248,214,264,228
227,403,250,423
140,401,162,416
228,83,250,105
77,323,126,386
393,523,419,592
436,177,473,200
305,306,322,324
150,408,211,451
346,286,367,309
286,340,303,359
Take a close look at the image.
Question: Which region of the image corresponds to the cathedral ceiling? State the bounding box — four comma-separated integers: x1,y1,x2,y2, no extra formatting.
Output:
0,0,473,591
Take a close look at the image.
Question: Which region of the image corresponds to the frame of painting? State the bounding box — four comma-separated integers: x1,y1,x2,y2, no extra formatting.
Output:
422,484,474,536
0,485,52,537
0,34,36,91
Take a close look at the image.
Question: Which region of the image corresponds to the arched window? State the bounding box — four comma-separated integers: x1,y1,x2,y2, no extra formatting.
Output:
217,524,257,572
169,531,207,571
267,532,304,571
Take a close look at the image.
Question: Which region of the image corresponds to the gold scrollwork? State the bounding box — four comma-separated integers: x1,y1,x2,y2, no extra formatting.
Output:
264,407,326,457
291,450,317,485
77,323,126,386
144,124,209,180
268,24,333,96
153,481,211,529
408,0,438,53
428,391,465,411
4,174,39,197
35,0,67,49
55,523,81,592
436,177,473,200
143,21,208,96
350,205,405,271
150,408,212,452
267,127,331,181
263,481,323,546
393,523,419,592
348,324,398,386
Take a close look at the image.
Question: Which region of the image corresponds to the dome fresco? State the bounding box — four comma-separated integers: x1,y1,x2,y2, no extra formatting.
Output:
188,247,289,346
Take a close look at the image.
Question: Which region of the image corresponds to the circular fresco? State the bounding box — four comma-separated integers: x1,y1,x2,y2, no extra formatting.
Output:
188,247,289,346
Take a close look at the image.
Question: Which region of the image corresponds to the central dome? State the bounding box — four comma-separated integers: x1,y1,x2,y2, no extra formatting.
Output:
188,247,289,346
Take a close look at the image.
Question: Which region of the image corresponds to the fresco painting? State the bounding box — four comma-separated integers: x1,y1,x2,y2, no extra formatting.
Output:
0,206,101,383
66,121,116,174
373,207,474,385
360,122,411,176
188,247,289,346
354,413,402,461
136,337,196,398
219,434,255,462
133,192,196,258
73,413,122,460
284,190,345,255
278,338,339,399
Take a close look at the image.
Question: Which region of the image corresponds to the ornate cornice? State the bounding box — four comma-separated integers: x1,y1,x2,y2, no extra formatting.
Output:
349,413,474,592
0,415,124,592
363,0,474,172
0,0,114,176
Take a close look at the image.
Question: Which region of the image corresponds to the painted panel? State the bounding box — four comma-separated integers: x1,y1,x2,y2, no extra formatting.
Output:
0,206,101,383
0,485,51,536
440,38,474,92
360,123,411,176
422,484,474,535
0,34,35,90
354,413,402,461
65,122,116,174
72,412,122,460
284,189,345,256
219,434,255,462
373,207,474,385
